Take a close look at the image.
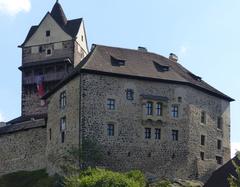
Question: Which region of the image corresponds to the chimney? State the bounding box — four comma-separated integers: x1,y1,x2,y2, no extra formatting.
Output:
138,46,148,52
169,53,178,62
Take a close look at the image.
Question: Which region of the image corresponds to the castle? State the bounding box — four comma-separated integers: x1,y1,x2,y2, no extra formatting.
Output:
0,1,234,182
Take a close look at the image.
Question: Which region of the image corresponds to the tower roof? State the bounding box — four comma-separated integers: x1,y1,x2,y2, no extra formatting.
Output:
50,1,67,26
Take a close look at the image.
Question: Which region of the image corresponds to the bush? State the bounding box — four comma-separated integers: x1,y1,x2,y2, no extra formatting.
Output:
64,168,146,187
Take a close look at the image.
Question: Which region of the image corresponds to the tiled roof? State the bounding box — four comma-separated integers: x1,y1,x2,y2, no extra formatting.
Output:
20,2,82,46
204,156,240,187
43,44,234,102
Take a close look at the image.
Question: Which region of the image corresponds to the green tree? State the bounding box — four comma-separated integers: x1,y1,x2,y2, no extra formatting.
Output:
228,151,240,187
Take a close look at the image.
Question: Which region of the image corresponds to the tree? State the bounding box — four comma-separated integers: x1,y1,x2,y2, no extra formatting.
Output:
228,151,240,187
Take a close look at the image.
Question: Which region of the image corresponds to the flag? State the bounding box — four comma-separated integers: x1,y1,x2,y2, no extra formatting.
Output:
36,75,45,97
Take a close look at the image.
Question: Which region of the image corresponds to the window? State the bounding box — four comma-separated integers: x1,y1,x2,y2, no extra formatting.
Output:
178,97,182,103
216,156,223,164
60,117,66,132
172,130,178,141
111,56,125,66
39,46,44,53
107,99,115,110
107,124,114,136
217,117,223,130
146,102,153,115
145,128,151,139
201,111,206,124
46,30,50,37
171,105,179,118
156,102,163,116
60,91,66,109
201,135,205,146
155,128,161,140
200,152,205,160
49,128,52,141
46,49,52,56
61,131,65,143
81,35,84,41
126,89,134,100
217,140,222,150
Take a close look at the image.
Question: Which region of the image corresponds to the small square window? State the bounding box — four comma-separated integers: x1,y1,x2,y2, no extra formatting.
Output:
171,105,179,118
201,135,205,146
217,140,222,150
107,124,114,136
216,156,223,164
46,30,50,37
201,111,206,124
172,130,178,141
46,49,52,56
126,89,134,100
107,99,115,110
200,152,205,160
145,128,151,139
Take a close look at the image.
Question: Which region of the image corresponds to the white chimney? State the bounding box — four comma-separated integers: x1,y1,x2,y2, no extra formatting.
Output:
169,53,178,62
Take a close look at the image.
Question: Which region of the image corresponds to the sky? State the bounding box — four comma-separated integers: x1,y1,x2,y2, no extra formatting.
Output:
0,0,239,156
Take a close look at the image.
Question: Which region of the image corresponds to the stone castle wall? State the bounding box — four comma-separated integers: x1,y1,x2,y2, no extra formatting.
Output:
0,119,47,175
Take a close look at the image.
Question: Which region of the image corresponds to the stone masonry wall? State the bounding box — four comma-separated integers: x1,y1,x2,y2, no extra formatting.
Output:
80,73,230,180
46,76,80,175
0,119,47,175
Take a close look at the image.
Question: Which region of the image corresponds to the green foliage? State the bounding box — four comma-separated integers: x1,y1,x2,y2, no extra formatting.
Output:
228,152,240,187
0,169,61,187
64,168,146,187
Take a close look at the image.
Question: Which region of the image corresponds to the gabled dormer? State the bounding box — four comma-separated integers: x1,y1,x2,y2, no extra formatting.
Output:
19,0,88,66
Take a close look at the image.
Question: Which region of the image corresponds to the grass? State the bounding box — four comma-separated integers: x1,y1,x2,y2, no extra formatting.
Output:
0,169,61,187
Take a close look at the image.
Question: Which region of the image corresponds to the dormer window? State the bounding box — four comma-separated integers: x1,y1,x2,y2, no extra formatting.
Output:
111,56,125,66
46,30,51,37
153,61,169,72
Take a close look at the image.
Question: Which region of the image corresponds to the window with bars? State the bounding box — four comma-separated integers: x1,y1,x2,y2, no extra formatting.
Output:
107,124,114,136
60,91,66,109
145,128,151,139
172,130,178,141
146,102,153,115
155,128,161,140
107,99,115,110
126,89,134,100
156,102,163,116
171,105,179,118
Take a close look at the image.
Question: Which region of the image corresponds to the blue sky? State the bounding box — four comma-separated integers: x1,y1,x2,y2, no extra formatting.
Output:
0,0,239,156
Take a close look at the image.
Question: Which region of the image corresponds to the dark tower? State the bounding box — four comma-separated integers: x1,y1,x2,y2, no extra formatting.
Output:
18,1,88,116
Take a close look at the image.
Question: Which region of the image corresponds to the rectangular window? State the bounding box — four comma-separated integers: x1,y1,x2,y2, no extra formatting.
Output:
46,30,50,37
172,130,178,141
217,140,222,150
201,135,205,146
60,117,66,132
201,111,206,124
60,91,66,109
156,102,163,116
200,152,205,160
145,128,151,139
107,124,114,136
126,89,134,100
146,102,153,115
155,128,161,140
171,105,179,118
61,131,65,143
107,99,115,110
216,156,223,164
217,117,223,129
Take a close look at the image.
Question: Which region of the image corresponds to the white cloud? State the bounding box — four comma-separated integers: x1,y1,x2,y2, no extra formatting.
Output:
0,112,5,122
231,142,240,158
0,0,31,16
